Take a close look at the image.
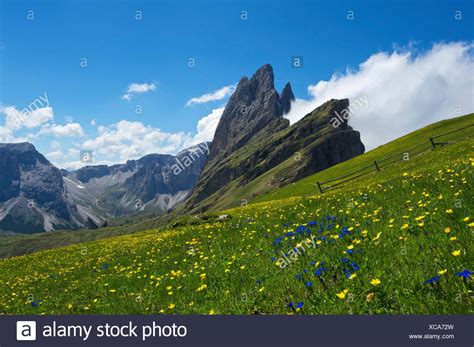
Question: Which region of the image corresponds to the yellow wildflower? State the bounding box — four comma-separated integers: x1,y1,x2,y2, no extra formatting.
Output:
370,278,381,286
336,289,349,299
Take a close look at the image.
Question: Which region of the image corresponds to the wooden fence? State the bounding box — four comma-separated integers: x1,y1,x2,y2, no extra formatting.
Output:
316,123,474,193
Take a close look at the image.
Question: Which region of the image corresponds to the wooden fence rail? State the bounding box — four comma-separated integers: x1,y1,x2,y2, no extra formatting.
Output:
316,123,473,193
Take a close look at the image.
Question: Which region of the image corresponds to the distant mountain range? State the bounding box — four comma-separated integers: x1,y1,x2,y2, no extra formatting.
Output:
0,142,208,233
0,64,365,234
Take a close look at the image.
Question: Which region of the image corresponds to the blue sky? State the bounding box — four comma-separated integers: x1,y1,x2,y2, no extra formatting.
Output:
0,0,473,168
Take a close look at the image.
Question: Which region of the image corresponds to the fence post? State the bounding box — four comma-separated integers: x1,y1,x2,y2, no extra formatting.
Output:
316,182,323,193
429,137,436,149
374,161,380,172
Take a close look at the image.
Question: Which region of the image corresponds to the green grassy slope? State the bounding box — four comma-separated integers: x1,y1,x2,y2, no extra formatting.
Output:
184,99,364,214
189,114,473,212
0,133,472,314
253,113,474,204
0,224,150,260
1,114,472,260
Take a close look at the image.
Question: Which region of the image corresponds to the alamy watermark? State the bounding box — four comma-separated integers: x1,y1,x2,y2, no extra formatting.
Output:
171,142,210,176
11,92,50,128
329,93,368,128
275,236,318,269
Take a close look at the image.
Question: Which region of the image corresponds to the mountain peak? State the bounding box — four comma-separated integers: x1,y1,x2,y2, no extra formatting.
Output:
279,82,295,114
0,142,36,153
248,64,275,97
208,64,291,160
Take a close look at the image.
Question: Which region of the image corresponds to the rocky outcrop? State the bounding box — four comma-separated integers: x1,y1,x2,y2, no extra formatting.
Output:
208,64,295,161
185,64,365,212
0,143,74,233
279,82,295,115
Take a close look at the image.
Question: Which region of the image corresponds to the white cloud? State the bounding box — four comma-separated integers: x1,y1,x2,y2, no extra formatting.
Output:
0,126,15,142
81,120,191,162
50,141,61,150
40,123,85,137
186,84,236,107
121,82,157,101
51,107,224,168
121,94,132,102
191,107,224,144
46,149,64,159
1,105,54,130
284,42,474,150
0,105,54,142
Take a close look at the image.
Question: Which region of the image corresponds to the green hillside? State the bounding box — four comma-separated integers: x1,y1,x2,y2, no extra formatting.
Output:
0,118,472,314
253,114,474,203
185,114,473,213
184,98,364,214
0,114,472,261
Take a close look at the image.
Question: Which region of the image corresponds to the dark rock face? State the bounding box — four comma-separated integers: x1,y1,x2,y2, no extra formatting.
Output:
269,98,366,184
0,142,210,233
185,64,365,212
0,143,72,233
75,165,113,183
120,148,208,201
209,64,295,161
64,142,210,220
279,82,295,115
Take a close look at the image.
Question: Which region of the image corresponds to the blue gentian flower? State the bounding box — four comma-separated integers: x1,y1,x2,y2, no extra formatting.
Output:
314,267,327,276
31,300,42,307
295,302,304,309
273,237,283,245
424,275,441,284
350,261,359,271
305,281,313,287
455,269,473,278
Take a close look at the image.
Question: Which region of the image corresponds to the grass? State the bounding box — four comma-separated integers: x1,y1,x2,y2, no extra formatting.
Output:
1,114,471,260
0,134,472,315
253,113,474,204
0,226,150,260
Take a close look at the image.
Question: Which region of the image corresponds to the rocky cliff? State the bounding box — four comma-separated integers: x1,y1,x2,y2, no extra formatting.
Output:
0,143,75,233
184,64,365,212
209,64,294,161
0,142,209,233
